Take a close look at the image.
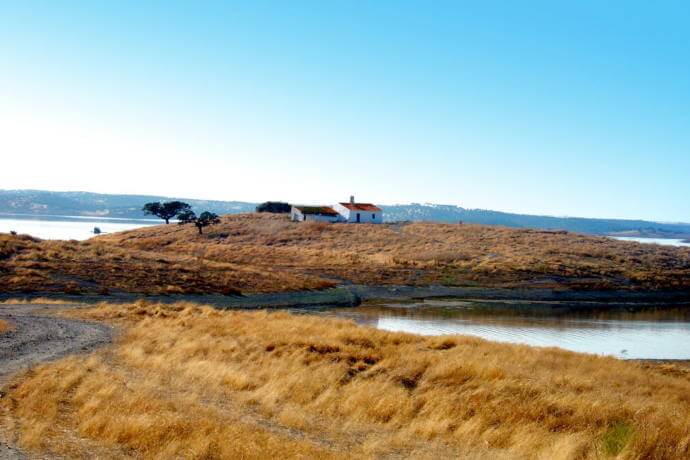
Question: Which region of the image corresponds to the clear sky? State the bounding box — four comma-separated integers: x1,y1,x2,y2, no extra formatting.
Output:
1,1,689,221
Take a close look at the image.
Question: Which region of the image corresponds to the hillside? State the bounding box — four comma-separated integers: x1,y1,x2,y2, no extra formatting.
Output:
3,189,690,236
2,213,689,296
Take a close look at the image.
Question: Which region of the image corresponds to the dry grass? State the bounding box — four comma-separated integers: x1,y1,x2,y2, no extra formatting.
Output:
2,213,690,295
0,319,12,333
0,229,333,295
98,214,690,290
3,301,689,459
0,298,74,305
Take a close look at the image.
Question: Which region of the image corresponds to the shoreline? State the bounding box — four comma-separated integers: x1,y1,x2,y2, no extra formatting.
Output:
2,284,690,312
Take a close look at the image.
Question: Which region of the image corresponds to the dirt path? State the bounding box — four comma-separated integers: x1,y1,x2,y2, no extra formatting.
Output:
0,302,112,458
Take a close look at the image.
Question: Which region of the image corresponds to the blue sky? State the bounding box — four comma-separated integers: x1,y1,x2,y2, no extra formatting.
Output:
1,1,689,221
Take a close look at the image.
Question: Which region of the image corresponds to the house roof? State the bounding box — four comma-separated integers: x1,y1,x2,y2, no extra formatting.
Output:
339,202,382,212
293,205,339,216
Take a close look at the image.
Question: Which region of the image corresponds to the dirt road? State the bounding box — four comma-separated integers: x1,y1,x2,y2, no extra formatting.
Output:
0,302,112,458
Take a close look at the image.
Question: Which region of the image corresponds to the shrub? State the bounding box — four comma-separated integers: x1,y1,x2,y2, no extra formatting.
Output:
256,201,291,213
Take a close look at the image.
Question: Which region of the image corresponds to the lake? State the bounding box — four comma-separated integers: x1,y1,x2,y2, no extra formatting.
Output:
0,215,156,240
326,300,690,359
612,236,690,247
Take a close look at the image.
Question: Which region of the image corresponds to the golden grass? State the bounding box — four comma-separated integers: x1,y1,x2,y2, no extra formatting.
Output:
0,298,74,305
0,319,12,333
2,213,690,295
0,229,333,295
3,301,689,459
100,214,690,291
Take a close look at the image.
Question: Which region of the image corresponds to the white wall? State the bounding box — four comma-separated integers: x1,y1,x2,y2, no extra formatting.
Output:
291,208,304,222
291,207,339,223
304,213,339,223
332,203,351,221
332,203,382,223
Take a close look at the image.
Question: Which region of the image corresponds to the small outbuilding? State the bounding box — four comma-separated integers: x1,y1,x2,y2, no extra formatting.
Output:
290,205,341,223
332,196,383,224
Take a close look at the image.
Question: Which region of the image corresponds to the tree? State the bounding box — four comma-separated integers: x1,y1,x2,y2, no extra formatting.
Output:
176,209,196,224
142,201,192,224
256,201,291,213
178,210,221,234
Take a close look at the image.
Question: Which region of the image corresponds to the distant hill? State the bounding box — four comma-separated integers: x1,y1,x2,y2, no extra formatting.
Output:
0,190,255,219
381,203,690,237
1,190,689,237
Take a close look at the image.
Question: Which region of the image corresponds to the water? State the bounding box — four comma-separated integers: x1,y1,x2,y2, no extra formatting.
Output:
327,300,690,359
611,236,690,247
0,215,156,240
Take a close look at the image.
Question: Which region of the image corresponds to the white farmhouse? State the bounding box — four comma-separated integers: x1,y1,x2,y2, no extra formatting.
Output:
290,205,341,223
332,196,383,224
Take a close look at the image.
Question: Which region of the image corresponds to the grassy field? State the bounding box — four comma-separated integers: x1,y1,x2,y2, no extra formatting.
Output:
2,213,690,295
0,228,332,295
2,301,689,459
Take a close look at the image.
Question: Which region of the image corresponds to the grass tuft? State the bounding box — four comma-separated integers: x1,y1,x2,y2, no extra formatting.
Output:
601,421,635,456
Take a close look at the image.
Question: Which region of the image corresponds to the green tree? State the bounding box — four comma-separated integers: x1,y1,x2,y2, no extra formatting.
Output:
178,210,221,234
142,201,191,224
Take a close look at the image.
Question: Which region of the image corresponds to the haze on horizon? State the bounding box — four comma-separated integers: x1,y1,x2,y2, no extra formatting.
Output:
1,1,689,222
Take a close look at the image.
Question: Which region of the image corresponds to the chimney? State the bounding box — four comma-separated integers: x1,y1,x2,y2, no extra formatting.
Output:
350,195,355,204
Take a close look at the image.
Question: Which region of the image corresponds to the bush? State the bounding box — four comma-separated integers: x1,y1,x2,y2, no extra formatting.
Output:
256,202,291,213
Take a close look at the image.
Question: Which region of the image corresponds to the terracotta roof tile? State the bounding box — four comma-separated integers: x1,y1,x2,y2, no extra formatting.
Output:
339,203,381,212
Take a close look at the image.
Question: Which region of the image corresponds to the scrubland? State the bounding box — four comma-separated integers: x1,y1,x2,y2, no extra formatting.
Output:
2,301,689,459
2,214,690,295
